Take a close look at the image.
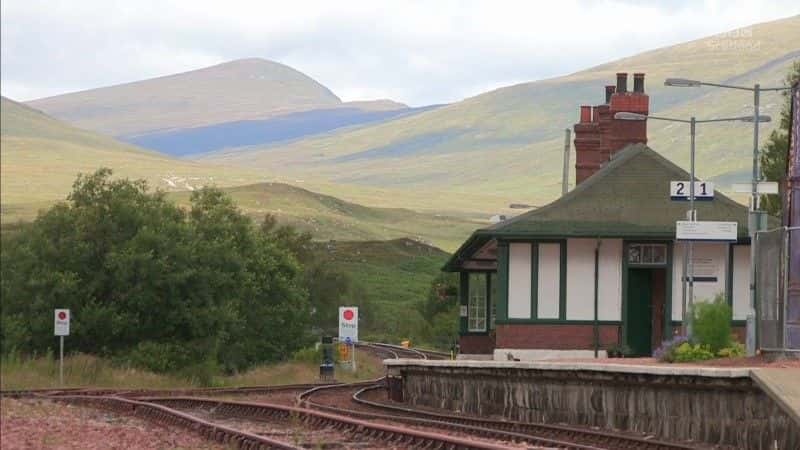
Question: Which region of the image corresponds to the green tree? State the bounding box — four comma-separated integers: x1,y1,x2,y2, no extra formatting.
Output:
760,60,800,217
0,170,310,373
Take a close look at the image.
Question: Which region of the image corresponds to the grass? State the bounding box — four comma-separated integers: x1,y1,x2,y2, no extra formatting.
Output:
0,350,385,391
169,183,477,251
0,97,267,223
315,239,450,340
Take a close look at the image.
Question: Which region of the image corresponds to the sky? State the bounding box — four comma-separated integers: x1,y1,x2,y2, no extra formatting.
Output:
2,0,799,106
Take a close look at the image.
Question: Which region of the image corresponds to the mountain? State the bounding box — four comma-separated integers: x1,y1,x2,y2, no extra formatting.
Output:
123,104,438,157
167,182,477,250
0,96,264,221
199,16,800,214
26,58,431,156
27,58,343,136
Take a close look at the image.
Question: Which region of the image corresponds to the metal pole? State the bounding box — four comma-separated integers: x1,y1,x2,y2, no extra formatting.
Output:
59,335,64,386
562,129,571,196
351,343,357,372
746,84,761,356
687,117,696,339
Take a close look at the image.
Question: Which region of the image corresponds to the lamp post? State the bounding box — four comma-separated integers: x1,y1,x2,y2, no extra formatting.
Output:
614,112,770,338
665,78,789,355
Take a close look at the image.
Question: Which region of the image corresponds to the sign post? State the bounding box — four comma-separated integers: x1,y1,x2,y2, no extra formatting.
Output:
338,307,358,372
54,309,70,385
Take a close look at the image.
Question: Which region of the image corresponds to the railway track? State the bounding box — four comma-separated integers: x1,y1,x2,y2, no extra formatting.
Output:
141,396,523,449
3,343,701,449
298,381,699,450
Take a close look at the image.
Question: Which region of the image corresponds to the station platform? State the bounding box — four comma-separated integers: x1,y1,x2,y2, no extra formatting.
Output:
384,358,799,448
751,368,800,425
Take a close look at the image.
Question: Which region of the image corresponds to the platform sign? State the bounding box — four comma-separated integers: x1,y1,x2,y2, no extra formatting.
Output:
54,309,70,336
338,307,358,343
670,181,714,200
676,221,737,241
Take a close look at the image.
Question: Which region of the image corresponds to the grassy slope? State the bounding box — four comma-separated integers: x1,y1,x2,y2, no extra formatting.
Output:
168,182,477,251
0,96,268,222
200,16,800,214
313,239,450,340
26,58,343,136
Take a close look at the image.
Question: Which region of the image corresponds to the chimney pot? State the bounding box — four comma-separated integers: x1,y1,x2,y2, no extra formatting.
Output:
580,105,592,123
633,73,645,93
605,85,616,103
616,72,628,93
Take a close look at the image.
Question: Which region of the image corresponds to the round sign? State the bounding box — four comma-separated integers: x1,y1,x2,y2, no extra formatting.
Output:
58,311,67,320
343,309,354,321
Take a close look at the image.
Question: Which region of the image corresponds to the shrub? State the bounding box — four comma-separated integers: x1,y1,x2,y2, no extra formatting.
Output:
673,342,715,362
717,341,745,358
653,335,689,363
693,293,733,353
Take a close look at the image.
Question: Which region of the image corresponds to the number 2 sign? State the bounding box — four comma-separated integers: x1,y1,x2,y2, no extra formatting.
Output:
670,181,714,201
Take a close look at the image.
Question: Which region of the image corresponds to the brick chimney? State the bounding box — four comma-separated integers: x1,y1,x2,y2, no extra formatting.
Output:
573,72,649,184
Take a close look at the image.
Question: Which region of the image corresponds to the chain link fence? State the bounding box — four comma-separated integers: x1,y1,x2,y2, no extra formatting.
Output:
755,227,799,351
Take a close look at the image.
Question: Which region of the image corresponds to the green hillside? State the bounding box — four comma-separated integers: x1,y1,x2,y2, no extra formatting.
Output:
0,96,266,221
168,182,477,251
313,238,451,341
27,58,343,136
201,16,800,214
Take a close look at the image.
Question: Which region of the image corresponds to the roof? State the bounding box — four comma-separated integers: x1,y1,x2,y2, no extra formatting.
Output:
444,144,770,271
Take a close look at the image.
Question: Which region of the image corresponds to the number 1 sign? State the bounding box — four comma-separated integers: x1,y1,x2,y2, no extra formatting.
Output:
670,181,714,201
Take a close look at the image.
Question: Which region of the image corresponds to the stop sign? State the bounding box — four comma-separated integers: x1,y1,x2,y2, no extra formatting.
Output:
343,309,354,320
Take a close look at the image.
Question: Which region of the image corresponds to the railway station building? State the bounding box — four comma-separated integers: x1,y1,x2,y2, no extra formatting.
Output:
444,73,761,360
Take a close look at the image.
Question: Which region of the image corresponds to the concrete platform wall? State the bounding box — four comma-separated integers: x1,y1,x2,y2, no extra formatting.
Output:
394,363,798,449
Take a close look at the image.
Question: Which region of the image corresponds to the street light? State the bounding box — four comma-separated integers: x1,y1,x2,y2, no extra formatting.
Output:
664,77,789,355
614,111,764,338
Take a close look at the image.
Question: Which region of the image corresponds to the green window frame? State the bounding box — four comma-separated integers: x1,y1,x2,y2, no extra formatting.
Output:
468,273,488,332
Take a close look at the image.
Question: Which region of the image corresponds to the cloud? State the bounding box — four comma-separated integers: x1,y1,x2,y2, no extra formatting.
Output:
2,0,798,105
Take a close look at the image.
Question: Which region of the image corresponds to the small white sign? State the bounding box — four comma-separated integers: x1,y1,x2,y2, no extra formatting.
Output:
676,221,737,241
459,305,468,317
338,306,358,343
670,181,714,200
731,182,779,194
54,309,70,336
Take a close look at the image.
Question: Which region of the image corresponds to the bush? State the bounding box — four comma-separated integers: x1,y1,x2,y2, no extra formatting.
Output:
673,342,715,362
653,335,689,362
717,341,745,358
694,293,733,353
0,169,312,373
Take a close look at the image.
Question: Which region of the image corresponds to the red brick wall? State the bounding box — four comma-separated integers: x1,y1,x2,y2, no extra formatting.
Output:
459,334,495,354
495,324,620,349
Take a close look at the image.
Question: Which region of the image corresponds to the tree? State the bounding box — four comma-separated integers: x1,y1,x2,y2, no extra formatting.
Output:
0,170,311,374
760,60,800,217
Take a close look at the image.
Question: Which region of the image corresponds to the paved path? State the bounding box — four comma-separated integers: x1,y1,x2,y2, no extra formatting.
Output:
751,368,800,425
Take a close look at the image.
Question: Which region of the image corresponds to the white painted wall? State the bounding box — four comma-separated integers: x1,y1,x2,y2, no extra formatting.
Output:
672,242,732,321
508,243,532,319
598,239,623,321
566,239,595,320
565,239,621,320
732,245,750,320
537,243,561,319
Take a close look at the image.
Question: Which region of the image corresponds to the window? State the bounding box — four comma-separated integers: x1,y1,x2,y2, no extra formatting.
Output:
468,273,487,332
628,244,667,265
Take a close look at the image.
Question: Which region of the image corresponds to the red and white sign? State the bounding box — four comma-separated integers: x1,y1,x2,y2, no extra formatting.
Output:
54,309,70,336
338,306,358,343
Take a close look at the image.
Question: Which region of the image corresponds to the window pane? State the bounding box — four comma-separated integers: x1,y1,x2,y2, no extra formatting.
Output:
652,245,666,264
489,273,497,329
628,245,641,264
468,273,487,332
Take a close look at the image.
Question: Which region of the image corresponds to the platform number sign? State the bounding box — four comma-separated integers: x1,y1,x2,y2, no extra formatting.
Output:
54,309,70,336
670,181,714,201
338,307,358,343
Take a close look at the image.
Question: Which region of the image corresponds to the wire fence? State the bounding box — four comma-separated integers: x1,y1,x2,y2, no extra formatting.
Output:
755,227,799,351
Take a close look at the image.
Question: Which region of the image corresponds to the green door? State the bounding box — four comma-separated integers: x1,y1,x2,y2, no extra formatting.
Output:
627,269,652,356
